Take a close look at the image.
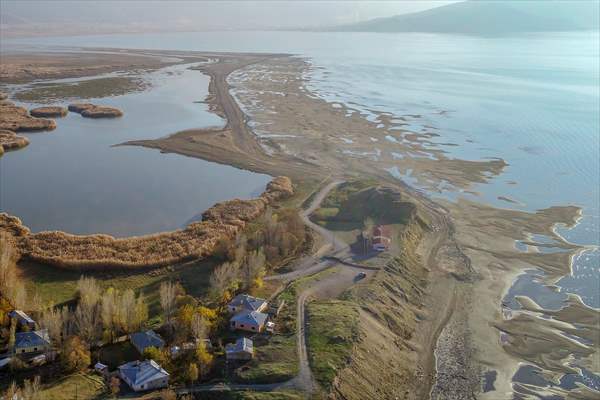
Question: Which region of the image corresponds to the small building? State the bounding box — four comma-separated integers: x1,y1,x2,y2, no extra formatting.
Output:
230,310,268,333
227,294,268,314
8,310,35,330
372,225,392,251
118,359,169,392
225,338,254,361
94,362,109,375
13,330,51,354
130,330,165,355
169,346,181,359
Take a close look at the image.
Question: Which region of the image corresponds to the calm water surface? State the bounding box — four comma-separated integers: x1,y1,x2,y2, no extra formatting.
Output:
0,64,271,236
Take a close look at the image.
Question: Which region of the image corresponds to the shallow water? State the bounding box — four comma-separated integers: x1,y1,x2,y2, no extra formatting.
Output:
4,31,599,396
0,63,271,236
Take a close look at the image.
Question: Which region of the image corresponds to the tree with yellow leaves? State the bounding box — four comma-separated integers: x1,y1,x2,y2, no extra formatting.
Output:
195,341,213,379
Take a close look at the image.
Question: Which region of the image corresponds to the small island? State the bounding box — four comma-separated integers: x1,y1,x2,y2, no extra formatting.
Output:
0,101,56,132
0,129,30,155
29,106,68,118
68,102,123,118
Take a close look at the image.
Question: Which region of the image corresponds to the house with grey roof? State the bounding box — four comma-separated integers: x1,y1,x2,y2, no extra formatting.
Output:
8,310,35,329
13,330,51,354
227,294,268,314
225,337,254,361
118,359,169,392
230,310,268,333
130,330,165,355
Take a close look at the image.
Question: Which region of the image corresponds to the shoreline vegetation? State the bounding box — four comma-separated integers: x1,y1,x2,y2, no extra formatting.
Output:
68,103,123,118
0,176,293,270
0,129,29,154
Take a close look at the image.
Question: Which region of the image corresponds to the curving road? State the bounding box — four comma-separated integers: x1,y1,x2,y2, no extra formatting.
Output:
180,179,349,396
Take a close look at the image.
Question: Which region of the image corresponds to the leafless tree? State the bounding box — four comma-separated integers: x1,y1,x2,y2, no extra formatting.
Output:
39,307,67,346
76,276,101,308
101,288,117,342
209,261,240,300
159,281,177,326
0,234,27,309
242,248,266,290
74,299,100,345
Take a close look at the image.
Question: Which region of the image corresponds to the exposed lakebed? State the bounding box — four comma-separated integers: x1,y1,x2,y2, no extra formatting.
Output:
0,63,271,236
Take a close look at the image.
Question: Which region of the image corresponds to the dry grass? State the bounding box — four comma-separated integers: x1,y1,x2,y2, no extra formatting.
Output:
1,177,293,271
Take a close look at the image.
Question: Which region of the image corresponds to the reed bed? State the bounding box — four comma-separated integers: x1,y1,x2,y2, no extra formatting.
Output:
1,177,293,271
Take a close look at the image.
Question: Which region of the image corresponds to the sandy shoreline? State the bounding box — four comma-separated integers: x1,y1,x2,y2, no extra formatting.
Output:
1,48,597,398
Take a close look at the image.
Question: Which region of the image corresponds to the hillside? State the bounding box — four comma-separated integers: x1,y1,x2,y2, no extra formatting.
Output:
329,0,600,35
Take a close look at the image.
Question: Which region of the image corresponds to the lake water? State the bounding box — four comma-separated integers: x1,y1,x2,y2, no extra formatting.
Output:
0,63,271,236
4,31,599,397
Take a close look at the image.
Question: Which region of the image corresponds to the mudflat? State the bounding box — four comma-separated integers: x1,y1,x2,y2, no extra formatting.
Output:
1,49,594,398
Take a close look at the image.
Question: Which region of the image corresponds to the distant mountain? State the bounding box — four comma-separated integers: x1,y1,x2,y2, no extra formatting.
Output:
329,0,600,35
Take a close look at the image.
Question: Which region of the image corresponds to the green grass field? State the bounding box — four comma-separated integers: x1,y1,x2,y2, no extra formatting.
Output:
198,391,304,400
306,300,360,389
39,373,106,400
19,258,216,320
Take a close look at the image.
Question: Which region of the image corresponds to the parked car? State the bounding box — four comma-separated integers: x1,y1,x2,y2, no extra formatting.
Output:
356,272,367,280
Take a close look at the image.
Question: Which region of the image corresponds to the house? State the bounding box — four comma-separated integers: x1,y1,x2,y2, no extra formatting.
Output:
230,310,268,333
372,225,392,251
227,294,268,314
130,330,165,355
118,359,169,392
225,338,254,361
8,310,35,329
13,330,51,354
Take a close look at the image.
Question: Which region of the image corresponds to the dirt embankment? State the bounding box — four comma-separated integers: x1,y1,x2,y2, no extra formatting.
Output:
329,214,430,400
0,177,293,270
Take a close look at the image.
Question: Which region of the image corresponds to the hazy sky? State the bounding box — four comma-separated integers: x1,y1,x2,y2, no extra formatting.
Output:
1,1,459,30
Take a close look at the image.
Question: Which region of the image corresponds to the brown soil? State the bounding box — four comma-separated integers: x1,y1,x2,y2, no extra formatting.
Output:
0,101,56,132
0,129,30,152
29,106,68,118
0,176,293,270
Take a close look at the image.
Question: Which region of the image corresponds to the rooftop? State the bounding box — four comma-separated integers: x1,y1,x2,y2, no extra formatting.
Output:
229,294,267,312
9,310,35,324
15,330,50,349
231,310,268,326
130,330,165,352
119,359,169,386
226,337,253,354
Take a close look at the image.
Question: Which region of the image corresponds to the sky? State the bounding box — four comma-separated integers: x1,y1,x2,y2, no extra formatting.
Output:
1,0,459,30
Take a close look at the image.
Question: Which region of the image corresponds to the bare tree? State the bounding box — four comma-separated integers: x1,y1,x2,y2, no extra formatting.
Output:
0,234,27,309
76,276,101,308
159,282,177,326
101,288,117,342
120,289,137,334
209,261,240,302
134,293,148,332
243,248,266,290
74,300,100,345
21,376,41,400
39,307,67,346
